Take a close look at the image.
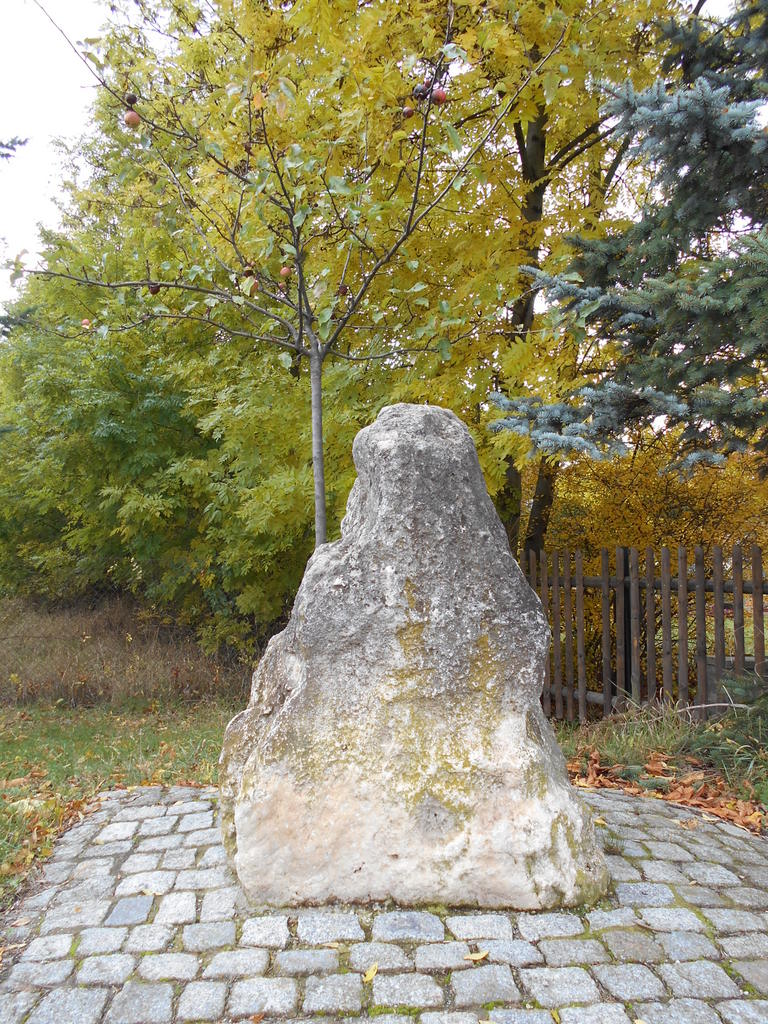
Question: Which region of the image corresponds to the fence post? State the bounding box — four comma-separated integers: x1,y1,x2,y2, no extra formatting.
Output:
661,546,673,703
563,550,575,722
733,544,745,674
645,547,657,702
678,546,689,705
601,548,612,716
552,552,563,720
713,546,725,697
753,545,765,680
694,546,708,720
629,547,642,704
575,551,587,723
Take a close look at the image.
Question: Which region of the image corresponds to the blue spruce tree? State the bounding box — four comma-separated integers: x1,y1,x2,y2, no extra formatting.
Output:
493,0,768,468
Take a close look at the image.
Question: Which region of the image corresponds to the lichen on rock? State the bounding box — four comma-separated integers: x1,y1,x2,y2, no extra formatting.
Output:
220,403,608,908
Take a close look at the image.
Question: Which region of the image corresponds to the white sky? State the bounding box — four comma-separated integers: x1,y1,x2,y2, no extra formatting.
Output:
0,0,736,309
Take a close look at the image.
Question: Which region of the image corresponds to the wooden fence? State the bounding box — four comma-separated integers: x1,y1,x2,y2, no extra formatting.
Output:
526,545,767,722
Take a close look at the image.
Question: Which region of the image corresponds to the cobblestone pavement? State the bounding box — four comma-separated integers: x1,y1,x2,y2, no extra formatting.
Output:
2,786,768,1023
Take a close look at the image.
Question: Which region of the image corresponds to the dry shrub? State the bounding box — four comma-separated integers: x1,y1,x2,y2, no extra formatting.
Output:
0,596,250,706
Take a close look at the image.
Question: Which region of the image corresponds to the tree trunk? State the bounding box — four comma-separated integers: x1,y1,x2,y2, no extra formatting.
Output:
523,459,558,559
493,111,549,548
309,346,327,547
494,460,522,557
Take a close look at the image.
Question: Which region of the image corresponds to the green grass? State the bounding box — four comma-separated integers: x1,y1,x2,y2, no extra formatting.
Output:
556,684,768,807
0,700,237,909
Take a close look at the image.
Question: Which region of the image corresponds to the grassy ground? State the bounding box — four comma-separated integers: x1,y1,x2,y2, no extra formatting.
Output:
2,596,767,912
0,701,238,909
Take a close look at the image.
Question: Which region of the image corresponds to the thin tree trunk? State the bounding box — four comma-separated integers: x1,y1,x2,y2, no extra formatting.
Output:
494,460,522,557
309,345,327,547
523,459,558,559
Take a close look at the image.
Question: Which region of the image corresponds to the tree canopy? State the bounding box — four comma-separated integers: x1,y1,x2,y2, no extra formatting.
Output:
493,0,768,469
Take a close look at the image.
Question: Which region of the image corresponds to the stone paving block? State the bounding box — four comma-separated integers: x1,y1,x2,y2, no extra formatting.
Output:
519,967,601,1007
40,899,108,932
349,941,413,972
0,991,40,1024
106,895,154,926
634,1000,721,1024
76,925,127,955
488,1012,552,1024
182,920,236,951
123,923,174,952
115,870,177,897
639,859,688,883
275,949,340,974
592,963,666,1000
639,907,704,931
138,951,199,980
658,960,741,998
136,834,184,852
240,914,290,948
41,860,73,883
484,939,544,966
198,844,228,867
297,910,365,943
203,947,270,978
731,887,768,908
644,841,693,861
174,867,231,890
120,853,161,874
178,811,214,832
659,930,718,961
446,914,514,940
169,799,212,814
82,840,133,858
199,884,237,920
77,951,137,984
26,987,108,1024
105,980,174,1023
605,855,641,881
20,932,72,960
720,932,768,958
602,928,666,962
178,980,227,1021
615,881,675,906
6,958,74,988
585,908,636,931
421,1013,479,1024
113,803,166,822
96,820,138,843
558,1007,632,1024
373,972,444,1008
228,977,299,1017
373,911,444,941
304,973,363,1012
734,960,768,994
674,883,729,907
161,847,195,869
682,861,742,885
451,964,520,1007
183,828,222,847
155,890,196,925
52,876,115,906
517,913,583,941
717,1001,768,1024
415,941,471,971
538,938,610,966
139,816,178,837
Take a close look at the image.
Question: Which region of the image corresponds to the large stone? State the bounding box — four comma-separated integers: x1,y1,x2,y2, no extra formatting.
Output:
220,403,607,908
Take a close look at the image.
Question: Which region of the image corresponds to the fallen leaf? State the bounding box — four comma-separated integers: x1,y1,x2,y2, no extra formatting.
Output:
464,950,489,962
677,818,699,830
12,918,30,927
593,817,607,826
363,963,378,983
551,1011,561,1023
250,1014,265,1024
323,941,340,949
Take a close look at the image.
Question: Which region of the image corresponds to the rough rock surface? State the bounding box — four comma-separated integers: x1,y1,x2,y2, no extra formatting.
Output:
220,404,607,908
